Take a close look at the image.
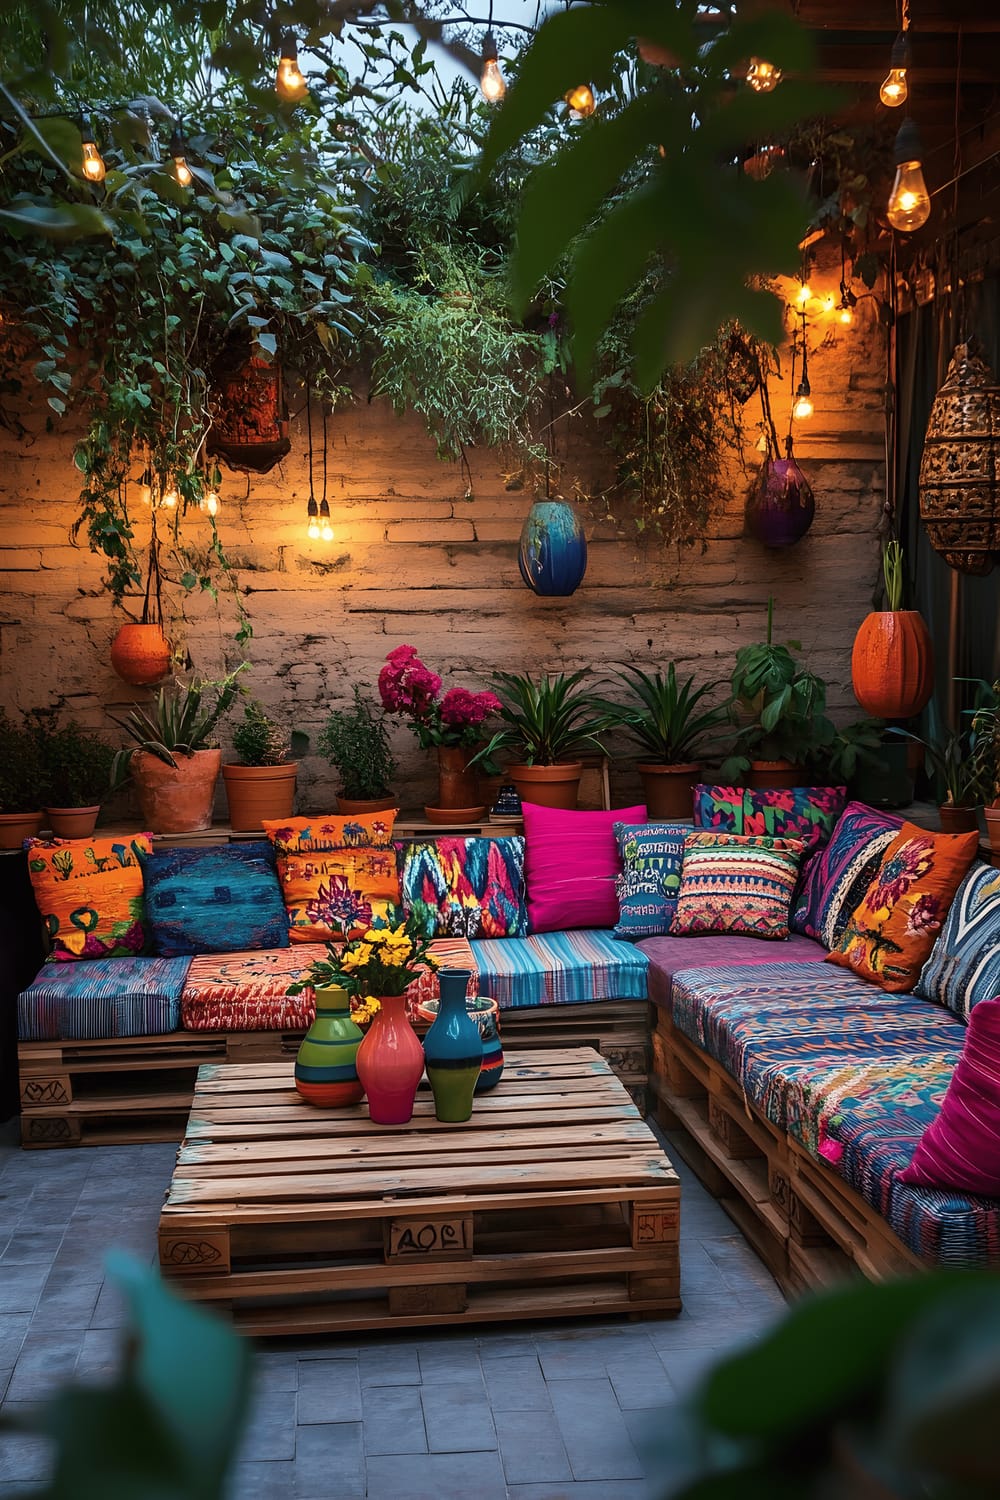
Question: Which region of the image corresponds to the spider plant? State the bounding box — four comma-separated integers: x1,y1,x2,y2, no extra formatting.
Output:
605,664,730,764
111,664,249,785
473,670,611,767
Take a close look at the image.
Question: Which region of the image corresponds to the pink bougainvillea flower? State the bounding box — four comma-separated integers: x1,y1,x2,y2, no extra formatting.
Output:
378,644,441,717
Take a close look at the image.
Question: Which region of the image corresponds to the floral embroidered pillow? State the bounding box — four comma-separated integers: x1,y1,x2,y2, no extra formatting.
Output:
26,834,152,962
826,822,980,992
263,811,401,944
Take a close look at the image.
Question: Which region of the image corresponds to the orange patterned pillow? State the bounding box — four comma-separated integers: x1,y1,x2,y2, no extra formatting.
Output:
26,834,153,961
262,811,401,944
825,821,979,992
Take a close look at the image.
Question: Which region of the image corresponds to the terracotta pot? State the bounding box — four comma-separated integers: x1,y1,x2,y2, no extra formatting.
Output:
509,762,583,810
747,760,804,791
130,748,221,834
938,803,979,834
436,744,479,809
986,806,1000,854
637,763,701,821
222,762,297,832
44,806,101,838
0,810,44,849
336,794,397,815
851,610,934,719
110,623,171,687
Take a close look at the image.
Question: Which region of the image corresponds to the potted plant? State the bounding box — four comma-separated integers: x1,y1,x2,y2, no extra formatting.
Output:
851,540,934,720
222,699,298,832
0,710,44,848
111,664,248,834
38,722,116,837
474,669,611,810
318,686,398,815
970,680,1000,850
605,663,730,819
721,598,828,788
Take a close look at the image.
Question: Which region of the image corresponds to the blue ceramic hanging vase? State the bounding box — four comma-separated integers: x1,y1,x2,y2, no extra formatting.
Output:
422,968,483,1122
518,501,588,596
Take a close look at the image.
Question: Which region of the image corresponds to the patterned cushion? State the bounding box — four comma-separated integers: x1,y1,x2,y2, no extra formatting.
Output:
669,833,804,940
638,931,826,1009
26,834,152,961
263,811,400,944
521,802,646,933
613,822,688,940
915,864,1000,1019
141,841,288,958
469,930,649,1010
693,785,847,852
18,956,189,1040
396,837,527,939
790,801,903,942
901,997,1000,1197
827,823,980,992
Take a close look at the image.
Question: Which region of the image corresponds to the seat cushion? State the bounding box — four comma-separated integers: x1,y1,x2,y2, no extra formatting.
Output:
694,784,847,852
638,931,826,1009
790,801,903,941
18,956,190,1040
395,836,527,939
142,841,288,957
26,834,152,961
915,863,1000,1019
469,930,649,1010
263,811,401,944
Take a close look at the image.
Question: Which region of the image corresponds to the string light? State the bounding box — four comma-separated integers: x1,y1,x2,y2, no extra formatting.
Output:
319,498,333,542
168,126,193,187
564,84,595,118
796,282,811,306
138,465,154,507
205,489,219,518
480,31,506,102
276,31,308,104
746,58,781,93
306,495,320,540
887,118,931,232
79,117,106,183
880,31,911,107
792,313,813,421
159,480,179,509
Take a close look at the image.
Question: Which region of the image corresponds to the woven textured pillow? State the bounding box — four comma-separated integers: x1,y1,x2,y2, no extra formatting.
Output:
669,832,805,940
263,811,400,944
826,822,980,993
613,822,688,940
142,841,289,958
900,996,1000,1196
521,802,646,934
396,836,527,939
694,784,847,853
915,864,1000,1019
26,834,152,961
790,801,903,943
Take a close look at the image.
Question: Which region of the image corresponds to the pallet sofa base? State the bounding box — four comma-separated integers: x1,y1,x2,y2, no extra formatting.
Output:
648,1003,923,1294
17,1001,650,1147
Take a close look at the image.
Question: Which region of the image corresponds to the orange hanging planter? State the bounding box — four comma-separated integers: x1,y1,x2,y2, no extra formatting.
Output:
851,610,934,720
110,623,172,687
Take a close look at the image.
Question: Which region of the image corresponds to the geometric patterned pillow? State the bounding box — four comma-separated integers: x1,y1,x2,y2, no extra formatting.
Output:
693,784,847,853
790,800,903,943
262,811,401,945
915,862,1000,1018
395,837,527,939
613,821,688,940
669,832,806,940
25,833,153,962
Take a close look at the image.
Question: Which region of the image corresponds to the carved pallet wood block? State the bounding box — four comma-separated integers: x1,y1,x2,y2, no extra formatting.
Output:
158,1047,681,1337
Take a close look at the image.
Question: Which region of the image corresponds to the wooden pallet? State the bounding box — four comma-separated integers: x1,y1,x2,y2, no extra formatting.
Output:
18,999,649,1148
648,1003,922,1294
158,1047,681,1338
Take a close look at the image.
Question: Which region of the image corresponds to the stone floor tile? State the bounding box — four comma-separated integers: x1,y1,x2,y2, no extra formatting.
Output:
535,1330,644,1381
477,1333,539,1359
360,1383,427,1455
6,1330,85,1403
225,1460,296,1500
0,1367,11,1401
236,1388,297,1462
0,1265,49,1315
482,1352,551,1411
364,1449,508,1500
0,1313,30,1366
30,1279,102,1331
358,1342,422,1386
0,1403,53,1482
547,1377,644,1481
292,1421,364,1500
417,1338,485,1383
74,1327,121,1380
250,1349,300,1393
421,1378,497,1453
657,1345,730,1396
495,1406,573,1483
0,1229,66,1265
606,1350,676,1410
295,1358,361,1424
508,1481,650,1498
88,1279,128,1329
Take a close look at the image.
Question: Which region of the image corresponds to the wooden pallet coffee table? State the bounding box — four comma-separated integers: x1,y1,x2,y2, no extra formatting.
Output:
157,1047,681,1337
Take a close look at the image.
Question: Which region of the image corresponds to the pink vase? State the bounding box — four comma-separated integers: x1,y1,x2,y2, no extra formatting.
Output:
355,993,426,1125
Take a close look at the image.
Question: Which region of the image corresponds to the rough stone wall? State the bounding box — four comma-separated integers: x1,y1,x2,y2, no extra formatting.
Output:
0,267,885,813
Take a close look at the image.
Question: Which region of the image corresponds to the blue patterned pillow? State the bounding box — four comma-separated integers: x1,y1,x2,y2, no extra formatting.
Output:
396,837,527,938
915,862,1000,1019
613,822,688,941
142,842,289,957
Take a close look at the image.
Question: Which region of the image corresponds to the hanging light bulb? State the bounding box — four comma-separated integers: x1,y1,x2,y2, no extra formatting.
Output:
319,498,333,542
204,489,219,518
79,117,106,183
306,496,320,540
276,30,308,103
746,58,781,93
887,118,931,233
159,480,179,509
838,304,854,327
796,282,811,307
480,31,506,102
168,127,193,188
756,430,770,453
792,384,814,421
138,466,153,507
879,31,911,108
564,83,595,118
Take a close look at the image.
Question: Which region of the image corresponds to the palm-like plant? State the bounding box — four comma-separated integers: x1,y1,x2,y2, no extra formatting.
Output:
111,664,249,785
475,670,610,767
606,664,729,764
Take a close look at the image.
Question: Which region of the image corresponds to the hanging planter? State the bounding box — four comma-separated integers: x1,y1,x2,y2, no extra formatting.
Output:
110,538,171,686
851,542,934,720
919,342,1000,576
207,349,291,474
518,500,588,596
745,436,815,548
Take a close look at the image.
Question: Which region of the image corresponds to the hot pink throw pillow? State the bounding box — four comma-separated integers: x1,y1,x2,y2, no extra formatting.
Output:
522,802,646,933
901,997,1000,1197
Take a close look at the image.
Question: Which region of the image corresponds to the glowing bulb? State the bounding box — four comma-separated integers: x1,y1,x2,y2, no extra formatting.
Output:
318,499,333,541
793,391,814,421
796,283,811,306
565,84,595,118
160,483,179,509
81,139,106,183
822,294,836,313
307,520,320,540
306,495,320,540
887,120,931,232
168,128,192,187
756,431,769,453
205,490,219,518
839,305,854,327
880,69,908,107
138,466,153,507
746,58,781,93
480,31,506,102
276,32,308,103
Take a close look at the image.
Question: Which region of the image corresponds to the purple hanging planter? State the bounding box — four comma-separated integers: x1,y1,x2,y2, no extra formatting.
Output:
745,436,815,549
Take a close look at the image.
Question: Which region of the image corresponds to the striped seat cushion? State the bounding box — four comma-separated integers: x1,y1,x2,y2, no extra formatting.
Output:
18,957,190,1040
469,930,649,1010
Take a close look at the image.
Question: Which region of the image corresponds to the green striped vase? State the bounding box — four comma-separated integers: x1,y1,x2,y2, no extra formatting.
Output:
294,983,365,1107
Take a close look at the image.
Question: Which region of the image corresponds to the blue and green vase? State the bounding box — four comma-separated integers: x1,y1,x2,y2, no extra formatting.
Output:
419,994,504,1093
294,983,365,1107
422,968,483,1122
518,500,588,597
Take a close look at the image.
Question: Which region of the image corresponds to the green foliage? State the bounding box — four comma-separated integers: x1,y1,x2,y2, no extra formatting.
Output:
0,708,44,812
721,599,829,778
231,699,290,767
318,685,397,800
111,662,249,780
477,669,610,768
37,722,116,806
605,664,729,764
883,538,906,611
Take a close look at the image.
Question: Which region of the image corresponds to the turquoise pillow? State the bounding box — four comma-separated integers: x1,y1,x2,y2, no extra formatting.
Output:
142,841,289,957
613,822,688,941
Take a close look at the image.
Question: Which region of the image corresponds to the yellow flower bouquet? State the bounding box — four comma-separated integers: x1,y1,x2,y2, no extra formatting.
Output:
287,911,439,1017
